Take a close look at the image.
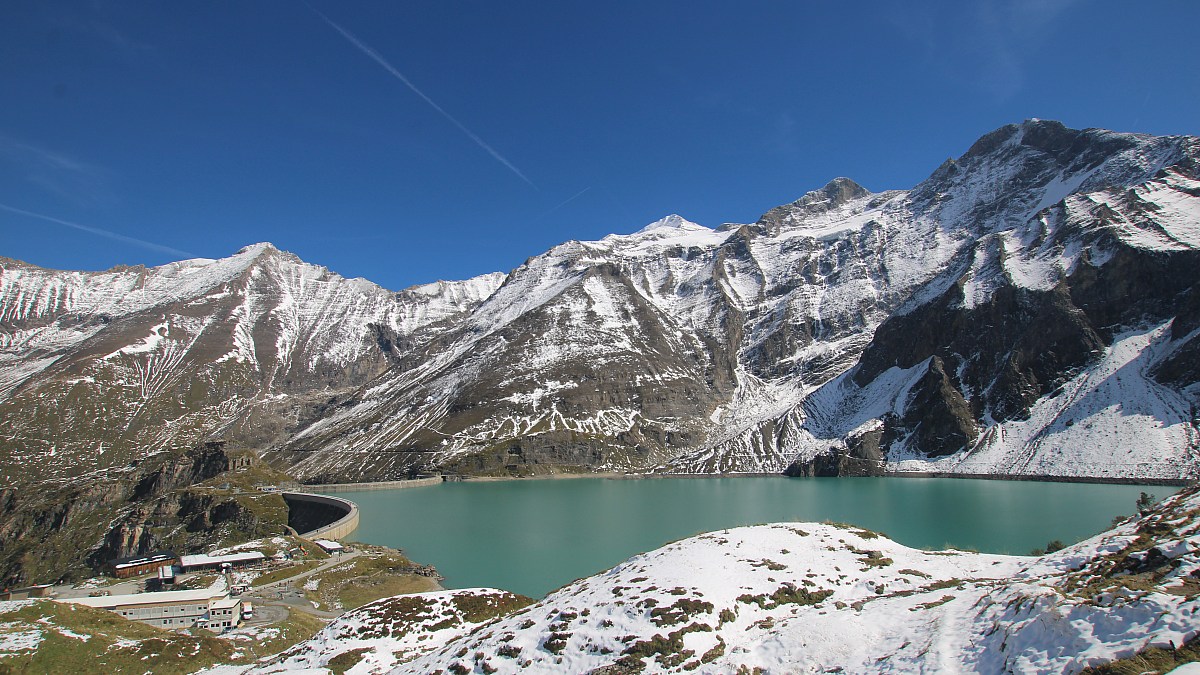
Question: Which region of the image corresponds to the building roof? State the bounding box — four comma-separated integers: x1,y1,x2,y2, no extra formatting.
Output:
209,597,240,610
314,539,344,551
110,552,177,570
179,551,266,568
59,588,226,609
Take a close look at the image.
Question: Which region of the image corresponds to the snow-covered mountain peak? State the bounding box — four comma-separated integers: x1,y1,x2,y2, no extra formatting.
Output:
593,213,728,256
235,242,278,256
753,177,879,237
634,213,704,234
791,177,872,211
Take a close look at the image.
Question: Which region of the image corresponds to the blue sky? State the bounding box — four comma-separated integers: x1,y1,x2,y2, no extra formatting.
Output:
1,1,1197,290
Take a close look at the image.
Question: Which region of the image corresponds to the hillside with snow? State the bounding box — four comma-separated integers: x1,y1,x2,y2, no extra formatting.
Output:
262,119,1200,482
2,119,1199,582
220,484,1200,674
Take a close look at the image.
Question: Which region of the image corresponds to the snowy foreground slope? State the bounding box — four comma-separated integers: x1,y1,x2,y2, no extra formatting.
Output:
231,485,1200,674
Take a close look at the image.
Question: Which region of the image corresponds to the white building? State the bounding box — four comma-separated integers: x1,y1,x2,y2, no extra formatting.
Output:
58,588,243,632
178,551,266,572
207,597,242,631
314,539,344,554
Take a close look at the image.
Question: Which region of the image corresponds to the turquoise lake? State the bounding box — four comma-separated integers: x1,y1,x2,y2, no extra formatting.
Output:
339,477,1177,598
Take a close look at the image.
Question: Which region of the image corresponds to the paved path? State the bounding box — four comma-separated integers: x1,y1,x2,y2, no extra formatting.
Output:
247,549,362,593
243,549,364,621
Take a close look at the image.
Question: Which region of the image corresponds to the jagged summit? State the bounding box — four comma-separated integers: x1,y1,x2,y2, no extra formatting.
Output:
235,242,278,255
794,176,871,210
631,213,708,235
754,177,874,234
597,213,723,253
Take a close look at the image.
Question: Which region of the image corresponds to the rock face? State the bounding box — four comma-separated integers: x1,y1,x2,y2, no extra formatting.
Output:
1,119,1199,496
672,120,1200,479
0,441,290,586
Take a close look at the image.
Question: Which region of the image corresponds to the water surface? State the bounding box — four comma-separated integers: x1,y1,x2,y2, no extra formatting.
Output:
341,477,1175,598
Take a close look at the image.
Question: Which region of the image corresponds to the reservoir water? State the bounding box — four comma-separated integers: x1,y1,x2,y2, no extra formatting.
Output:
340,477,1176,598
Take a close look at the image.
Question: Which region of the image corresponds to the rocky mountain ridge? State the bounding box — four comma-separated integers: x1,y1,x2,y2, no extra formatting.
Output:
1,119,1198,496
271,119,1200,481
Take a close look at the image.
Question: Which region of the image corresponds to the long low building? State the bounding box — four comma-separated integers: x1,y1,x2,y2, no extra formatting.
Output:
108,551,178,579
58,588,243,632
178,551,266,572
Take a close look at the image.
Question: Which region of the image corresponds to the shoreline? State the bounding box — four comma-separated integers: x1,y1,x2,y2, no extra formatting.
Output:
880,471,1191,487
300,470,1192,491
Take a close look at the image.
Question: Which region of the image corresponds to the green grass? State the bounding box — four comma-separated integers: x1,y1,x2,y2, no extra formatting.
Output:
299,546,441,611
1081,636,1199,674
0,600,238,674
0,597,326,674
249,607,326,657
251,561,321,588
337,575,441,610
325,647,372,674
449,591,534,623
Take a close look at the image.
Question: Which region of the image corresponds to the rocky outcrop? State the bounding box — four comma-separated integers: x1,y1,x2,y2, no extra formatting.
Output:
0,442,290,586
840,237,1200,469
784,422,887,477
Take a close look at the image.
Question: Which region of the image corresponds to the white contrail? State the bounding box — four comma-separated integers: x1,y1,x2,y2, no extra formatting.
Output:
548,187,591,214
0,202,195,258
306,4,537,189
539,186,591,220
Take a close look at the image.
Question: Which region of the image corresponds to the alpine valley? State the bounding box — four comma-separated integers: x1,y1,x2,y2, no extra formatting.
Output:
2,119,1200,584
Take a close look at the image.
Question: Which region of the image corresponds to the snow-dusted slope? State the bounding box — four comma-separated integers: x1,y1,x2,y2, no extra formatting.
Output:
664,121,1200,478
244,484,1200,674
251,589,531,674
2,120,1199,487
0,244,505,484
280,120,1200,481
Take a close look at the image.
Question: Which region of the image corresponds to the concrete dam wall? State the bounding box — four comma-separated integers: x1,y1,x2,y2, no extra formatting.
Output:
282,492,360,540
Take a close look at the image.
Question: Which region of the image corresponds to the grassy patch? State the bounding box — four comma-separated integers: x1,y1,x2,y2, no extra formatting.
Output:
700,636,726,663
252,561,321,587
622,622,711,669
923,578,963,592
325,647,372,674
1080,635,1200,674
450,591,533,623
0,599,253,674
737,584,833,610
850,547,893,568
338,575,440,610
649,598,714,627
913,595,956,611
295,546,440,611
821,521,886,539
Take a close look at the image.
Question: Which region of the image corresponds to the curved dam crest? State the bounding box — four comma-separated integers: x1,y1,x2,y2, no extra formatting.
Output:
282,476,444,538
282,492,360,539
